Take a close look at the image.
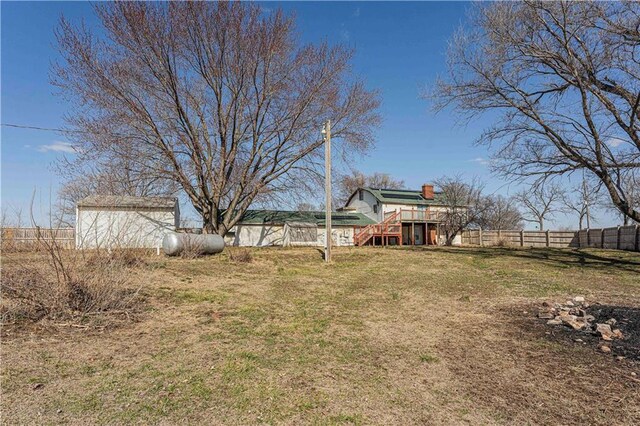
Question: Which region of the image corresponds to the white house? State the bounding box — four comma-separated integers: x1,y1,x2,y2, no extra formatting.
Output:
76,195,179,249
343,184,461,246
75,183,461,249
225,210,376,247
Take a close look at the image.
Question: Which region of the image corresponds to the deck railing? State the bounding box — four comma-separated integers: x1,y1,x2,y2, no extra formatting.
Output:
398,209,445,222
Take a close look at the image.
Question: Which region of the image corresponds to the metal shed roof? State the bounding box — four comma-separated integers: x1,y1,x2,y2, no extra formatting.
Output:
77,195,178,210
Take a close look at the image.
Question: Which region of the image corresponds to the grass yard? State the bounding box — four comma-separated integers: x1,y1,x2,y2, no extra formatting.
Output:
2,246,640,425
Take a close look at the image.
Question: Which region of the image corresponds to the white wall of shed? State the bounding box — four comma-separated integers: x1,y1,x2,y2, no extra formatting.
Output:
76,209,176,249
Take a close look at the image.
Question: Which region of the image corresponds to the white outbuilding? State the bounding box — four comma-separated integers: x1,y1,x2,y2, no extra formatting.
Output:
76,195,180,249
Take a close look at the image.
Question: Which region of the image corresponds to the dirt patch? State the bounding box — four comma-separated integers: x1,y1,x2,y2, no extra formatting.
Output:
540,304,640,361
442,302,640,425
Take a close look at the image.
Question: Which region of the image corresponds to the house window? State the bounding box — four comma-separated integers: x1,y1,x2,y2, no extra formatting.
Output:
373,204,378,214
358,190,363,201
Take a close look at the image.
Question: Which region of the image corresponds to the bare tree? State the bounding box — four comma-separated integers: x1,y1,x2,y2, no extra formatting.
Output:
434,175,488,245
561,176,603,229
476,195,523,230
54,2,380,235
336,171,404,206
514,184,566,230
296,202,317,212
432,1,640,223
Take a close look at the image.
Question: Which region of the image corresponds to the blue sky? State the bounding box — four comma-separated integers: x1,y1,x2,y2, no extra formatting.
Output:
0,1,617,228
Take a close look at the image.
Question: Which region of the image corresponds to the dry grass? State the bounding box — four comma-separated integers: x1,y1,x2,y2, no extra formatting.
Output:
1,246,639,425
227,247,253,263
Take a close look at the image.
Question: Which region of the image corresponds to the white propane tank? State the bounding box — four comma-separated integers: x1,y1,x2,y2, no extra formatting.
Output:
162,233,225,256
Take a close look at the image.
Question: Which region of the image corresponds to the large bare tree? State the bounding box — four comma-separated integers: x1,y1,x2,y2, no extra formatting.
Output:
432,1,640,223
601,171,640,225
54,2,380,235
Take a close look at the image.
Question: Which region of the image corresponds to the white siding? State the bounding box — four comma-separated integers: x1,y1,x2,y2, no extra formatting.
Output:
345,190,382,222
226,224,355,247
225,225,285,247
317,226,355,247
76,209,177,249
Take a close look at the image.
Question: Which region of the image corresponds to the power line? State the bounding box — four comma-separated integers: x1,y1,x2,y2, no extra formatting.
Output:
1,123,72,133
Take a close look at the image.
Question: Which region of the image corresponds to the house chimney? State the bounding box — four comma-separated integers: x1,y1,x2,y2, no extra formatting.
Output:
421,184,434,200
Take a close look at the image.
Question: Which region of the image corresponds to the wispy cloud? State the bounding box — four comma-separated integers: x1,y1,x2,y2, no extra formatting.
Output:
37,141,76,154
606,137,625,148
340,28,351,41
353,7,361,18
469,157,490,166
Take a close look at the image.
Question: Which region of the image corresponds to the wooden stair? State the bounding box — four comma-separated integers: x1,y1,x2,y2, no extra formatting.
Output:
354,211,402,246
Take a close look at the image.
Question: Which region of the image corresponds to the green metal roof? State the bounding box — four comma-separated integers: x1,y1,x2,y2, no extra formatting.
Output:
358,187,447,206
238,210,376,226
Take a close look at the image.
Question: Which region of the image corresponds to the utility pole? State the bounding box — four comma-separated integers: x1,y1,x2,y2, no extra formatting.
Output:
583,175,591,229
323,120,331,263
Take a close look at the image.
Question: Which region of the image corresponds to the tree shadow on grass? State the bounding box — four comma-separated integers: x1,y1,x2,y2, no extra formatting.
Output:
410,246,640,274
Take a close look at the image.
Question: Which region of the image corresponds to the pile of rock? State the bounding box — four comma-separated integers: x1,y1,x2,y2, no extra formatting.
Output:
538,296,624,347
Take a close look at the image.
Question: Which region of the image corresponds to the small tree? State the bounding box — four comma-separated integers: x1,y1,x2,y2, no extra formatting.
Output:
476,194,523,230
55,159,178,227
296,202,317,212
561,176,602,230
434,175,488,245
336,171,405,206
514,184,566,231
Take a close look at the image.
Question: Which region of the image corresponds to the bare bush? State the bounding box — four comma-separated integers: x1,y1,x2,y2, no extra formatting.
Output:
1,242,143,326
228,248,253,264
85,248,150,269
179,236,206,260
492,238,511,248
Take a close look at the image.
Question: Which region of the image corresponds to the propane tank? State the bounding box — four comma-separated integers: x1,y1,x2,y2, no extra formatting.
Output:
162,233,225,256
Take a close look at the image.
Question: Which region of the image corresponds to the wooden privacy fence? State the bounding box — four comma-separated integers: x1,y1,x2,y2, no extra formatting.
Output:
1,227,75,250
461,225,640,252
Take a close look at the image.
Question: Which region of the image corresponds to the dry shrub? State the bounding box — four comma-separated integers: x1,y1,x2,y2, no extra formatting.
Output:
85,248,149,269
180,235,206,259
228,247,253,263
1,241,143,326
493,238,511,247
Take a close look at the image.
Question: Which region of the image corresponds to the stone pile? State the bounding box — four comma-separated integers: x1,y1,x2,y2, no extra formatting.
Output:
538,296,624,347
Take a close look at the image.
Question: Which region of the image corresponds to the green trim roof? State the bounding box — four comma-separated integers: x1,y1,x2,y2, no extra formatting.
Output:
238,210,376,226
356,187,447,206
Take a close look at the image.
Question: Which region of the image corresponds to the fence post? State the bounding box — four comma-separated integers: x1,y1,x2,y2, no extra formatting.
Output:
479,228,483,247
520,229,524,247
545,230,550,247
601,228,605,248
616,226,621,250
636,225,640,252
